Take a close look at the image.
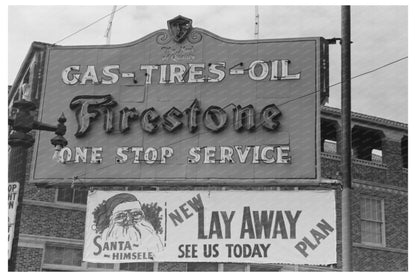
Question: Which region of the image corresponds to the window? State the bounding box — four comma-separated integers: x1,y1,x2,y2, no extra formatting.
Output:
87,262,115,270
352,126,384,162
360,197,385,246
57,188,88,204
224,263,246,271
249,264,282,271
187,263,218,271
43,244,119,271
321,118,339,154
402,136,408,168
43,245,83,267
184,263,285,271
119,263,153,271
250,264,282,272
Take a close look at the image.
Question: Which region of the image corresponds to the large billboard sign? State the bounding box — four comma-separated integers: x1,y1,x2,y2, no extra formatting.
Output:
83,190,336,265
31,16,328,185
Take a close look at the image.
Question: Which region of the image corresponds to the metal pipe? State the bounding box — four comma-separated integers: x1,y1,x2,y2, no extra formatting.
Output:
341,5,353,271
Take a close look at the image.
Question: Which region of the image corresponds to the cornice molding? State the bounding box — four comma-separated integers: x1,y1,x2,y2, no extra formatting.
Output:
23,199,86,211
321,106,407,131
353,242,408,254
18,233,84,248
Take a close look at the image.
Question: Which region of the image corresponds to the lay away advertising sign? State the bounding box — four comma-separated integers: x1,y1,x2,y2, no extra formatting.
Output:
84,190,336,265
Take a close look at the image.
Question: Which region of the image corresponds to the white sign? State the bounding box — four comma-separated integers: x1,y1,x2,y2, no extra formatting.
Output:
8,182,19,259
84,190,336,265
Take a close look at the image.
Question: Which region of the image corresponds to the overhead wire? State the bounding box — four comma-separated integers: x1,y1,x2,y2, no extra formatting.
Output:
53,5,128,45
274,56,408,107
328,56,408,88
20,7,407,189
39,53,408,187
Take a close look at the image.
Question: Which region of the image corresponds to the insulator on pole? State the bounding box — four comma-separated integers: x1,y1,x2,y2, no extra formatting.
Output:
104,6,117,44
254,6,259,39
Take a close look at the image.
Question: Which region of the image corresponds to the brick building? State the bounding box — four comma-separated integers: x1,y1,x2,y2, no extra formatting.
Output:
8,30,407,271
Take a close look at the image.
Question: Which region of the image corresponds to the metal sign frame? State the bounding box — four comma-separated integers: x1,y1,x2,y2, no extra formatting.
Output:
30,25,328,187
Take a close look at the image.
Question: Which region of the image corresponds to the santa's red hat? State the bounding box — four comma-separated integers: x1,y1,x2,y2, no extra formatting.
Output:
93,193,141,234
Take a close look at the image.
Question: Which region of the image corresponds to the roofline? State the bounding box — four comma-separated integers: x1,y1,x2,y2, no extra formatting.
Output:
8,42,406,133
48,27,325,50
8,41,51,104
321,105,408,131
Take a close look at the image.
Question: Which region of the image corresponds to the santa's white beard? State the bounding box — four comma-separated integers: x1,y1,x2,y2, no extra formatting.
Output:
103,220,163,252
105,220,156,240
105,223,142,241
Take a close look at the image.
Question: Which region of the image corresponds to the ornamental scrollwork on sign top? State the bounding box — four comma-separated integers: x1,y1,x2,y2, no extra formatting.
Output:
156,30,172,45
187,29,202,44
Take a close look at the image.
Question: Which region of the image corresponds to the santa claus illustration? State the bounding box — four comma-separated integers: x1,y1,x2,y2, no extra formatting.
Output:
93,193,163,253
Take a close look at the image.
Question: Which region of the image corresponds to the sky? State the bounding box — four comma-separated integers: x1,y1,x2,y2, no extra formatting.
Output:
2,3,414,270
7,3,409,123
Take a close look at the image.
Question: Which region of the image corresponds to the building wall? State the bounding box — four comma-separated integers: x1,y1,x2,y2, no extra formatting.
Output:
353,246,407,271
15,247,43,272
20,204,86,240
9,111,408,272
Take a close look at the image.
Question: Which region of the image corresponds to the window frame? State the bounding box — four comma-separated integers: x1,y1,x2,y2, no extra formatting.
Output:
185,263,283,272
85,262,119,271
360,196,386,247
248,264,283,272
55,187,88,207
42,243,84,270
42,243,121,271
119,262,155,271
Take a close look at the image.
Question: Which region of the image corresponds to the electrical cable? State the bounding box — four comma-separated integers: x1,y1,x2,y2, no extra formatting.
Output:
53,5,127,45
40,55,408,186
276,56,408,107
328,56,408,88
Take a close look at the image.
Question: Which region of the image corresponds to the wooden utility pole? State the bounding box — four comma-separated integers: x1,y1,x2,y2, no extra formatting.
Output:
341,5,353,271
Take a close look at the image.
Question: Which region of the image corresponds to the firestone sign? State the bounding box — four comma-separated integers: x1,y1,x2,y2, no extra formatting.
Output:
31,16,328,185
